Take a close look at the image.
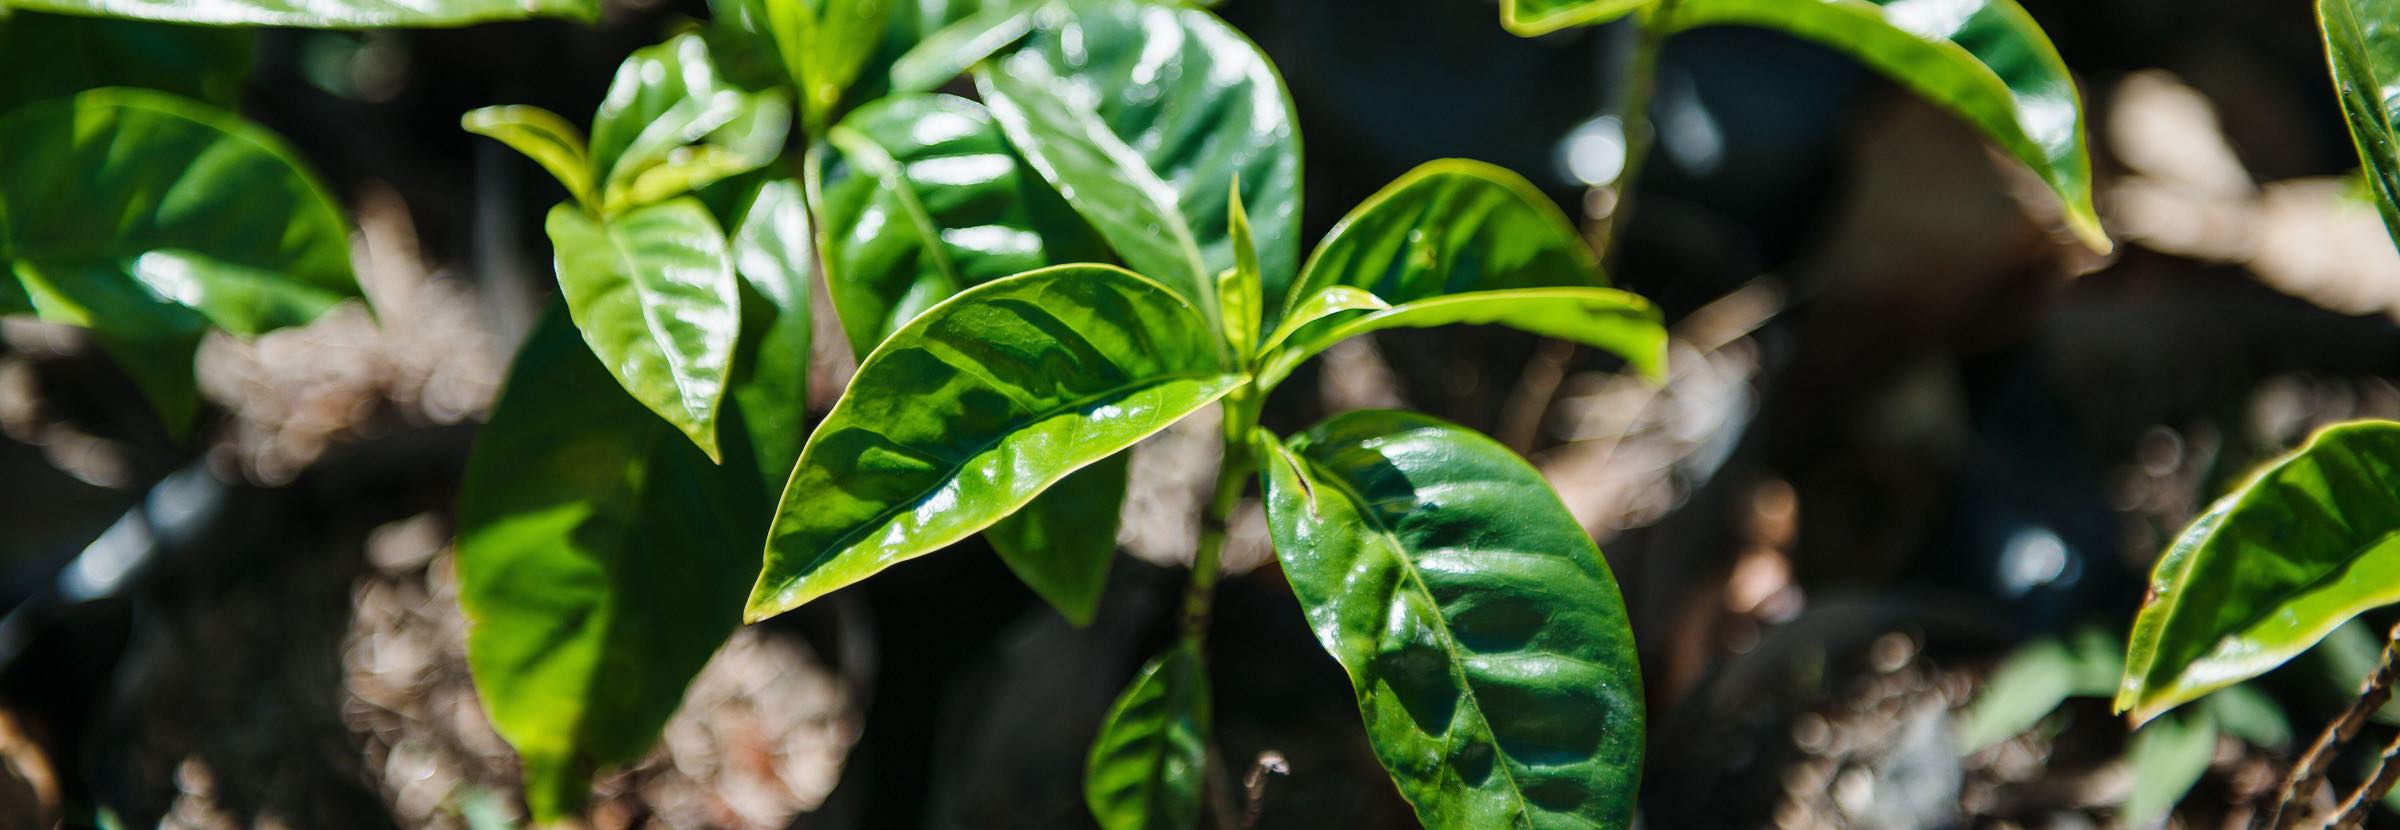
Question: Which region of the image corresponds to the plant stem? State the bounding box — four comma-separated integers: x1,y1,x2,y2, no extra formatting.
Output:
1182,392,1262,643
1602,0,1678,277
2259,620,2400,829
2335,729,2400,826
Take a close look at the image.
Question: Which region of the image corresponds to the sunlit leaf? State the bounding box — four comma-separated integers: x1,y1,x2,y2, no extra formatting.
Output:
1259,411,1643,829
2321,0,2400,250
591,34,791,215
6,0,596,27
1256,287,1665,392
746,264,1243,620
888,2,1039,94
547,199,741,462
463,106,597,211
1500,0,1654,36
724,177,814,483
1085,641,1211,830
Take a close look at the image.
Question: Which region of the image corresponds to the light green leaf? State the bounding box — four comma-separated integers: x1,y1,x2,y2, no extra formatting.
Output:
2200,684,2291,750
591,34,791,216
5,0,596,27
463,106,597,212
988,453,1127,627
889,3,1038,94
1259,411,1643,830
2118,421,2400,725
2122,712,2217,827
765,0,894,127
546,198,741,463
1222,182,1262,358
1655,0,2107,252
1956,626,2122,753
2322,0,2400,251
1256,287,1667,392
1500,0,1654,36
725,177,814,483
1256,286,1389,356
1085,640,1211,830
746,264,1244,620
977,0,1302,324
814,93,1101,357
0,11,250,114
457,310,768,823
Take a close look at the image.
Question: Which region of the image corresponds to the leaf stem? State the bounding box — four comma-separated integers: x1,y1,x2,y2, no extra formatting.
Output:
2335,729,2400,826
2259,619,2400,829
1603,0,1679,277
1183,391,1261,644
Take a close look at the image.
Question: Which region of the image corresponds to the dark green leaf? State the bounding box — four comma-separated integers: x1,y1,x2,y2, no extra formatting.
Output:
2123,712,2216,827
590,34,791,215
463,106,596,212
747,264,1243,620
1085,641,1211,830
1256,287,1666,392
2118,421,2400,725
814,93,1100,357
0,11,250,114
546,198,741,462
725,177,815,483
1500,0,1654,36
1656,0,2107,252
457,310,767,822
2322,0,2400,250
7,0,596,27
1259,411,1643,830
988,453,1127,627
977,0,1301,323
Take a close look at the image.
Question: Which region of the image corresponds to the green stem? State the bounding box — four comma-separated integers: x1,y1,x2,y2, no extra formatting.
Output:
1182,391,1262,643
1602,0,1679,277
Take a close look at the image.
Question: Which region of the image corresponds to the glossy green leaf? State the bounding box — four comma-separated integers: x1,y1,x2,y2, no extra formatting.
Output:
6,0,596,27
725,177,815,483
2321,0,2400,250
2122,712,2216,827
977,0,1302,322
1085,640,1211,830
1500,0,1654,36
463,106,597,212
591,34,791,216
2118,421,2400,725
546,198,741,463
1956,626,2121,753
814,93,1100,357
0,12,250,114
1257,288,1666,392
1655,0,2107,252
1259,411,1644,830
458,310,767,822
1221,183,1262,358
987,453,1127,626
747,264,1244,620
888,3,1038,94
1256,286,1389,356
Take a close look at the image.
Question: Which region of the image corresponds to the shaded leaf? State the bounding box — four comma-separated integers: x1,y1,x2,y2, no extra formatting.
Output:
547,199,741,462
2118,421,2400,725
6,0,596,27
747,264,1242,620
2122,712,2216,827
889,3,1039,94
2322,0,2400,250
1956,625,2122,753
1259,411,1643,830
1085,641,1211,830
1500,0,1654,36
725,177,815,483
988,453,1128,627
0,11,250,113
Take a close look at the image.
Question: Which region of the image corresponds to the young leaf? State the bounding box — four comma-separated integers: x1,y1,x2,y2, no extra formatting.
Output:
1501,0,1655,36
2,0,597,27
463,106,597,211
725,177,815,483
1222,182,1263,358
547,199,742,462
1655,0,2108,252
746,264,1245,621
814,93,1101,357
888,3,1039,95
1259,411,1644,830
1085,641,1212,830
988,454,1129,627
2122,712,2217,827
2321,0,2400,249
2118,421,2400,725
590,34,791,216
1256,286,1390,356
0,12,251,114
457,310,768,822
1256,287,1667,392
977,0,1302,323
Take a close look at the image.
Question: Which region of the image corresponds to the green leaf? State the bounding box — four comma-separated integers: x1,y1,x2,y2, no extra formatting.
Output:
2321,0,2400,251
814,93,1101,357
1256,287,1667,393
1655,0,2108,252
2200,684,2291,750
2122,712,2217,827
463,106,597,212
1500,0,1654,36
590,34,792,216
988,453,1127,627
457,310,768,822
1257,286,1389,356
977,0,1302,324
0,11,250,114
1258,411,1644,830
2118,421,2400,725
1955,626,2122,753
888,3,1038,95
1085,640,1211,830
6,0,596,27
546,198,741,463
725,177,815,483
747,264,1244,620
1221,182,1262,358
